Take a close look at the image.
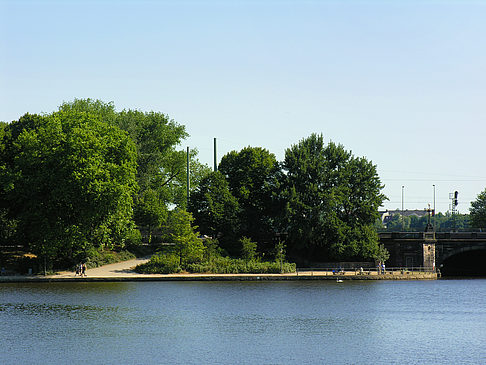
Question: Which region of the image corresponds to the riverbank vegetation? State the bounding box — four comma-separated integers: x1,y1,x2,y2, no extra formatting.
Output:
0,99,386,271
3,99,485,274
377,212,471,232
135,233,295,275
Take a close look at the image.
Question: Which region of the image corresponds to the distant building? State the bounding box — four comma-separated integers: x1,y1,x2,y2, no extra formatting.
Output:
379,209,429,224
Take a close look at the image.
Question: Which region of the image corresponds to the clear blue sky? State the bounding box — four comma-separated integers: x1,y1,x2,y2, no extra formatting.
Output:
1,0,485,213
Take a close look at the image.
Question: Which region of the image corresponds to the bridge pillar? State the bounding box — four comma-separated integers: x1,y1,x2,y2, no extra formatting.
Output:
423,229,436,270
423,242,436,270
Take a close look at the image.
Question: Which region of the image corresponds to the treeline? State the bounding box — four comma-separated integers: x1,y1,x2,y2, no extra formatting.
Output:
0,98,410,270
378,212,471,232
0,99,209,270
189,135,387,265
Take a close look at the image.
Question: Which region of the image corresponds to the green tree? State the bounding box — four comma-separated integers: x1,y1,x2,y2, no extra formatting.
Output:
59,99,203,211
133,189,167,243
0,111,138,266
165,209,204,266
274,239,286,273
218,147,281,248
281,133,386,262
373,244,390,265
382,214,411,231
0,122,16,246
470,189,486,229
189,171,240,254
240,236,257,261
380,212,470,232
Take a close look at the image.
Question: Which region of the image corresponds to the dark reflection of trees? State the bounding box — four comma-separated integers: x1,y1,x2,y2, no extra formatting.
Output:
441,250,486,277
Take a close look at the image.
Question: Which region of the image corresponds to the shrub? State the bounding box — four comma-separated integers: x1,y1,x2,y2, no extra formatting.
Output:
83,249,135,269
134,252,181,274
240,237,257,261
186,257,296,274
134,250,297,275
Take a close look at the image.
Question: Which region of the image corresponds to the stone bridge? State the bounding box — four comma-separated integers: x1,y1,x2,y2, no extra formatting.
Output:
378,231,486,275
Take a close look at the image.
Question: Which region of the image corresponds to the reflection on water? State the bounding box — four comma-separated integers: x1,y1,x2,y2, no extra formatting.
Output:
1,280,485,364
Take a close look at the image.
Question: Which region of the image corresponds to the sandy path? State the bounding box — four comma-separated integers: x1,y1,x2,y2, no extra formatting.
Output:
52,257,151,278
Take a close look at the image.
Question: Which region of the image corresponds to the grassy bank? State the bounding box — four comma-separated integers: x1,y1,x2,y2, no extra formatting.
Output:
135,253,296,275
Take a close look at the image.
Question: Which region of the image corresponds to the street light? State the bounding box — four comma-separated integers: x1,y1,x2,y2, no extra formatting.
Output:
401,186,404,231
433,184,436,230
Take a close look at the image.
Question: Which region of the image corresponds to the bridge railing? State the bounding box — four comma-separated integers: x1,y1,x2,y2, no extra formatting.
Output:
296,267,436,276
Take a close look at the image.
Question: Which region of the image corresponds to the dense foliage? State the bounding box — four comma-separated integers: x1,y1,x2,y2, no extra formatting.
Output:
379,212,471,232
470,189,486,229
0,111,138,267
280,134,386,262
189,171,240,254
190,134,387,264
0,99,209,270
135,216,295,274
1,99,416,271
185,257,296,274
218,147,281,248
59,99,210,211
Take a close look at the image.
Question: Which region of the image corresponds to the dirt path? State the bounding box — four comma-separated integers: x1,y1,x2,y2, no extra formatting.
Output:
52,257,152,278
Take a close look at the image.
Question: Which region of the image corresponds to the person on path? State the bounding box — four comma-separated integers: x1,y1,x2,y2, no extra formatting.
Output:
81,263,87,277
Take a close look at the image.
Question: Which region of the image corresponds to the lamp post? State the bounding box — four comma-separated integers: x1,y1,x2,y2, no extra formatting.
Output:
401,186,405,231
187,146,190,208
433,184,436,230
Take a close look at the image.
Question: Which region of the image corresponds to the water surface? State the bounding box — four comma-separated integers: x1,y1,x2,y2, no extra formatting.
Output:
1,280,485,364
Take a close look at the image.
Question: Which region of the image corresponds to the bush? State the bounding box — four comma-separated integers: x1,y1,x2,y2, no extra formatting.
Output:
134,252,181,274
83,249,135,269
135,254,296,275
125,228,142,246
186,257,296,274
240,237,257,261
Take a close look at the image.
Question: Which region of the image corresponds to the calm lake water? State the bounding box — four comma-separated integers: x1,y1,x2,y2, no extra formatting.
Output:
1,280,485,364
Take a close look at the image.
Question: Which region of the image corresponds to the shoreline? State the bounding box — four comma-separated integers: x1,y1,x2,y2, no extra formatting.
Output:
0,258,437,283
0,272,437,283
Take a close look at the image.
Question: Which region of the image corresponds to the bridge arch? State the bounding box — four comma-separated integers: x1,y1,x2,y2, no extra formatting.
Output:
439,247,486,277
439,245,486,264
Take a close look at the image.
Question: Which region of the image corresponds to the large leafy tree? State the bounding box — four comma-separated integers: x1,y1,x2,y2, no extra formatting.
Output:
281,133,386,262
0,111,138,265
189,171,240,254
0,121,17,245
165,209,204,266
59,99,210,225
380,212,470,232
218,147,281,248
470,189,486,228
134,189,167,243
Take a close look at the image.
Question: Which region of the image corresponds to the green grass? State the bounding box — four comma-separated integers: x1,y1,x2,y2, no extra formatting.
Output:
135,254,296,274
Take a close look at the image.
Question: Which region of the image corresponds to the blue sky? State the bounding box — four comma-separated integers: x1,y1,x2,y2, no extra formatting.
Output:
1,0,485,213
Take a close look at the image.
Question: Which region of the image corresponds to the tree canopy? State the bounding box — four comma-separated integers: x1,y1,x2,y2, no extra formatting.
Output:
59,99,194,206
379,211,471,232
281,133,386,262
470,189,486,228
0,110,138,265
189,135,387,263
2,100,396,268
218,146,281,246
189,171,240,254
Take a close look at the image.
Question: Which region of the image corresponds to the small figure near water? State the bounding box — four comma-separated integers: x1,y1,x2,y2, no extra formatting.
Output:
81,263,87,277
